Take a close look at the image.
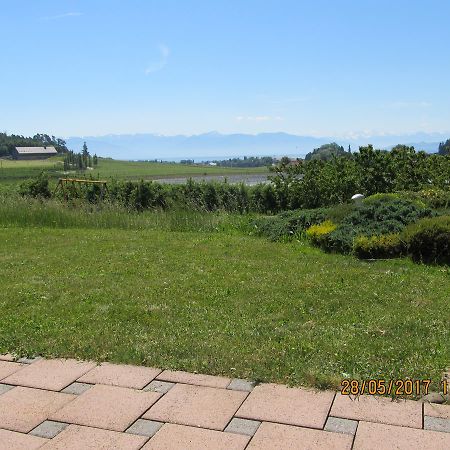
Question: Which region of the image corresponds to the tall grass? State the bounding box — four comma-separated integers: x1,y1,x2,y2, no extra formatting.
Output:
0,194,253,233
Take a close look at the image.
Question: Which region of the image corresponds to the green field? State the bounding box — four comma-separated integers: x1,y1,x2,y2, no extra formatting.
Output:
0,202,448,392
0,157,269,186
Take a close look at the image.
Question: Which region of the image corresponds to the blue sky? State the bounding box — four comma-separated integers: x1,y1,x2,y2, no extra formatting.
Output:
1,0,449,138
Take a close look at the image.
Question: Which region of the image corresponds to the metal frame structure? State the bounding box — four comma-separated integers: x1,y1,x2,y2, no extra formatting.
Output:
54,178,109,201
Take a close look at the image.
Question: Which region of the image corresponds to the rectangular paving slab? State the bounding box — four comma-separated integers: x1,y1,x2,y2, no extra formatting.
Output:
0,428,48,450
236,383,335,429
156,370,231,388
141,423,250,450
331,393,422,428
77,362,161,389
246,422,353,450
3,359,96,391
0,386,75,433
40,424,148,449
353,421,450,450
50,384,161,432
143,383,248,430
0,361,24,380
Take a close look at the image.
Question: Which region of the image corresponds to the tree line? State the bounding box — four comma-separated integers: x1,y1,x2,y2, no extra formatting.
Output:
0,132,68,157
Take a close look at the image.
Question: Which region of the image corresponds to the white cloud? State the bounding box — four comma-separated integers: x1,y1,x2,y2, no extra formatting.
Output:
235,115,284,122
145,44,170,75
41,12,83,20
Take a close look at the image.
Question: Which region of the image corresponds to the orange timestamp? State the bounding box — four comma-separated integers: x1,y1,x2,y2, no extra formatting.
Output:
341,379,448,396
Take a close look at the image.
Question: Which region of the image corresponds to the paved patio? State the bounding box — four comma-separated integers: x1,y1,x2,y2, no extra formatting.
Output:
0,355,449,449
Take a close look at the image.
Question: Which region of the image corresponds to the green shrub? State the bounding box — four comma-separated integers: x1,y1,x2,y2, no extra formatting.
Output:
251,207,329,241
363,193,401,204
18,173,51,199
353,234,406,259
402,216,450,264
306,220,337,250
325,197,433,253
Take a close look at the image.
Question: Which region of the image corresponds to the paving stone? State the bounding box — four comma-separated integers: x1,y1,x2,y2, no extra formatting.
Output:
0,428,48,450
424,402,450,420
0,353,15,362
224,417,260,436
17,356,43,364
50,384,161,432
0,383,14,395
143,380,175,394
141,423,250,450
246,422,353,450
353,420,450,450
0,361,24,381
331,393,422,428
156,369,231,388
77,362,161,389
227,378,256,392
40,424,148,449
424,416,450,433
30,420,69,438
3,358,96,391
0,386,75,433
236,383,335,429
324,416,358,435
61,382,92,395
143,383,248,430
126,419,163,437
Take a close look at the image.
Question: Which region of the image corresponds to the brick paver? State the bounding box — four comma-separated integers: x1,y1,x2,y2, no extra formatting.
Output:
156,369,231,388
77,362,161,389
0,428,48,450
424,402,450,420
1,357,449,448
353,421,450,450
0,361,24,380
0,386,75,433
144,383,247,430
247,422,353,449
236,383,335,429
142,423,250,450
40,424,148,449
50,384,161,431
3,359,96,391
331,393,422,428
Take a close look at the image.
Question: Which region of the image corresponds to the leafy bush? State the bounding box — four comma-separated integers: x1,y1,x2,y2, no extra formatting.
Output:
18,173,51,198
399,188,450,210
402,216,450,264
306,220,337,250
353,234,406,259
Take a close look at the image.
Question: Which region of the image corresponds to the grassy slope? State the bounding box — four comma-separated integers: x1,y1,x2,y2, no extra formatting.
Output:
1,225,448,391
0,157,269,185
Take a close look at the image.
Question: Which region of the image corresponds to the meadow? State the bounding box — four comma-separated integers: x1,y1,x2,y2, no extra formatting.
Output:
0,197,449,393
0,156,269,186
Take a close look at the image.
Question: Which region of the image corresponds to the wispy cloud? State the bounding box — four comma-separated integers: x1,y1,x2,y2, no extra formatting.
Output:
41,12,83,20
386,101,432,109
145,44,170,75
235,115,284,122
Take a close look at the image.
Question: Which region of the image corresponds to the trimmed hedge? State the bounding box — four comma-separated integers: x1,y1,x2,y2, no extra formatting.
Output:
402,216,450,264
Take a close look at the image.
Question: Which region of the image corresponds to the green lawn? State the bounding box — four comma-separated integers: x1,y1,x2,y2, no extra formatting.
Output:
0,157,269,186
1,224,448,392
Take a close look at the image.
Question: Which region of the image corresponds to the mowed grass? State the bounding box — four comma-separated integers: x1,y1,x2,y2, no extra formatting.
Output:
0,157,269,185
1,224,448,391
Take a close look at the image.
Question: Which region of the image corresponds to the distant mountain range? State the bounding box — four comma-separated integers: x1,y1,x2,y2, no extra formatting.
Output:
65,131,448,161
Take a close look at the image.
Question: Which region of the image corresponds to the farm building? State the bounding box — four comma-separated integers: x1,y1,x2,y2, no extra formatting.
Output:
12,146,58,160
